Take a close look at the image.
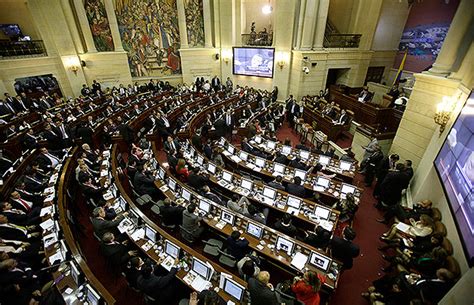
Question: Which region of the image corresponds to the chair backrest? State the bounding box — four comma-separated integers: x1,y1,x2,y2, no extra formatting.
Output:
218,249,236,261
179,225,195,244
434,221,447,237
431,207,442,221
446,256,461,280
441,238,453,256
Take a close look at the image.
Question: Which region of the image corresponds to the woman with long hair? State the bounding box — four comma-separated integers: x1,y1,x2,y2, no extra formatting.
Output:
175,158,189,182
291,271,325,305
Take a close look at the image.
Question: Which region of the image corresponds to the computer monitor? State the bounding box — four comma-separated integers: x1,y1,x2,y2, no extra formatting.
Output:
198,199,211,214
197,155,204,165
309,251,332,272
85,284,101,305
267,141,276,149
246,222,264,239
223,277,246,301
189,148,195,158
164,240,180,258
182,188,192,202
299,150,310,160
220,210,235,225
222,171,233,183
255,157,266,168
191,257,212,281
118,196,128,212
239,151,248,161
274,163,285,174
145,225,157,242
70,260,83,285
319,155,330,165
158,167,166,180
341,183,356,195
339,160,352,171
294,169,307,182
287,196,302,209
314,206,331,220
240,179,253,191
167,178,176,191
275,236,295,256
109,183,118,197
219,137,226,146
228,146,235,154
207,163,216,174
263,186,276,199
281,145,292,155
316,176,330,188
254,135,262,143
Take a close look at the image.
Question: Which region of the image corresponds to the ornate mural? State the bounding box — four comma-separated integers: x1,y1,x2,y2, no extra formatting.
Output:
114,0,181,77
84,0,114,52
185,0,205,47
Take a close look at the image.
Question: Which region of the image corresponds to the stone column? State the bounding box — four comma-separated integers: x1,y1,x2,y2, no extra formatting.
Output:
104,0,124,51
177,0,189,48
203,0,213,47
300,0,317,50
72,0,97,52
428,0,473,76
313,0,330,49
232,0,242,46
295,0,306,49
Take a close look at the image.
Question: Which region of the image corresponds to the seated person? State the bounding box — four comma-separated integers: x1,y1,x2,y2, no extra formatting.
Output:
289,157,310,171
90,207,126,239
226,230,249,261
100,232,137,268
227,194,250,215
136,261,179,304
124,256,145,289
274,152,288,165
202,185,225,206
286,176,306,198
188,169,209,190
182,203,205,239
133,165,159,198
332,193,358,222
268,175,285,191
274,214,297,238
381,214,434,241
248,271,279,305
247,204,268,225
304,225,331,249
160,198,185,227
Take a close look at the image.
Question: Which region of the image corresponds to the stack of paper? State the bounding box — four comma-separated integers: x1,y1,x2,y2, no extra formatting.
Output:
290,252,308,271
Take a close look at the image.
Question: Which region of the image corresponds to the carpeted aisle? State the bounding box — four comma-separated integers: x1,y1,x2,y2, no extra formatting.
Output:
275,122,390,305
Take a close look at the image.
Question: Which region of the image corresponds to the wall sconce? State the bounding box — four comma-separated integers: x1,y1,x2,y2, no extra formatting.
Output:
434,96,456,136
275,51,289,70
65,57,80,75
221,49,232,65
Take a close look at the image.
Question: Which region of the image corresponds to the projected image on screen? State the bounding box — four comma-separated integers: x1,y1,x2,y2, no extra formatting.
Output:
233,47,274,78
435,91,474,264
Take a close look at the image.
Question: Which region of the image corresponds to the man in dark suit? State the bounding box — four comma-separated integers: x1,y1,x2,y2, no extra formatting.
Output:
226,230,249,260
248,271,279,305
155,113,172,139
274,214,297,238
91,80,102,95
133,165,159,197
21,129,39,150
358,86,373,103
202,185,225,206
413,268,454,304
211,75,221,92
42,124,63,151
0,99,16,118
379,163,407,207
54,119,72,147
274,152,288,165
164,136,180,154
304,225,331,249
100,232,137,268
91,207,126,239
373,154,399,197
76,121,94,146
268,176,285,191
160,198,185,227
286,176,306,198
35,147,60,172
0,214,40,241
116,117,135,146
11,95,28,113
81,84,91,96
188,169,209,190
81,177,106,205
289,157,310,171
0,202,40,225
240,137,253,154
137,261,179,303
333,109,349,125
224,110,234,136
285,96,299,128
10,191,41,218
330,226,359,270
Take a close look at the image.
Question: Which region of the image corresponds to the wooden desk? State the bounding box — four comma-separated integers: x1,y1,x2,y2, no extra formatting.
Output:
301,107,344,141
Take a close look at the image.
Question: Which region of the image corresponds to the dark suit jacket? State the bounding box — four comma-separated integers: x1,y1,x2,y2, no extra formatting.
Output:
76,126,93,145
268,181,285,191
304,230,331,249
164,140,180,153
248,277,279,305
160,205,185,226
188,173,208,190
274,220,297,237
91,215,123,239
286,183,306,198
226,237,249,260
380,171,407,205
134,171,156,196
330,236,359,269
100,242,131,266
0,225,30,241
137,267,178,301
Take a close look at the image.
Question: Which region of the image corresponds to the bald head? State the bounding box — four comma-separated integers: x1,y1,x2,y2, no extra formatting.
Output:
257,271,270,284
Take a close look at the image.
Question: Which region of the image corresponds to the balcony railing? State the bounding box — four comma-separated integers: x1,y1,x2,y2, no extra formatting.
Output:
241,33,273,46
323,34,361,48
0,40,47,58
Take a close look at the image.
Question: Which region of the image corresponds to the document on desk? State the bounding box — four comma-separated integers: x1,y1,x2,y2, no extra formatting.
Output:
100,170,108,177
118,218,134,234
40,218,54,231
222,151,231,157
254,167,262,172
43,232,58,248
246,163,255,169
130,228,145,241
159,185,169,192
161,256,175,271
290,252,308,271
48,250,64,264
230,156,241,163
40,206,54,217
287,207,300,216
396,222,411,233
43,186,55,195
313,186,325,193
215,220,226,230
191,276,210,292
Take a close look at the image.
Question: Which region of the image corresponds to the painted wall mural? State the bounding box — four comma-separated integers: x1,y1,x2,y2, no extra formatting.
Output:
185,0,205,47
114,0,181,77
84,0,114,52
393,0,460,73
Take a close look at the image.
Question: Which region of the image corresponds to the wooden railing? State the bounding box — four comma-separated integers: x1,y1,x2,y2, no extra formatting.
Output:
0,40,47,58
323,34,361,48
241,33,273,46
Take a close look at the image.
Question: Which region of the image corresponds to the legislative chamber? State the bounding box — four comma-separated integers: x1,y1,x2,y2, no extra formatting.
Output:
0,0,472,305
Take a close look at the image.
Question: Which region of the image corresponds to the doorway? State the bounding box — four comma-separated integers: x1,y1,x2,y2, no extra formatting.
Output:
325,68,350,88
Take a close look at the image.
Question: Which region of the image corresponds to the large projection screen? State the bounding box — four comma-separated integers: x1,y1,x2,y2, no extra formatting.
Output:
434,91,474,266
233,47,274,78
